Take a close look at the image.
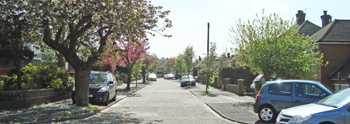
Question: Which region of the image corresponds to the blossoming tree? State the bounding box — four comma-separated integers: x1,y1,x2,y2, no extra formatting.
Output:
1,0,171,106
114,39,149,90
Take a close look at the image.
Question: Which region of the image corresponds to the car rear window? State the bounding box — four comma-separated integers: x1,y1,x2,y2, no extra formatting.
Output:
295,83,326,98
268,83,292,96
90,73,107,84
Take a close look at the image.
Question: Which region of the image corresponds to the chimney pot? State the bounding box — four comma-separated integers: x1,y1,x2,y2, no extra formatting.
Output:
321,10,332,27
296,10,306,26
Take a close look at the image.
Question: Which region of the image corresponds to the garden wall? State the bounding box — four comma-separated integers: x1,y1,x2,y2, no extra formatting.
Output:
0,88,71,109
226,79,244,95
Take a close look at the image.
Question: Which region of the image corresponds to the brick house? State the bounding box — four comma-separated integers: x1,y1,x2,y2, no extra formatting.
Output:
296,10,350,90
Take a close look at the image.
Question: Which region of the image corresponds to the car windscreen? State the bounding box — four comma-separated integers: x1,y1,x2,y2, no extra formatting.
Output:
316,89,350,108
90,73,107,84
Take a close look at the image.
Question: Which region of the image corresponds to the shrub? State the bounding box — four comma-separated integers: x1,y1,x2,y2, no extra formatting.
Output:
0,74,18,91
0,74,7,91
21,63,69,89
210,72,219,84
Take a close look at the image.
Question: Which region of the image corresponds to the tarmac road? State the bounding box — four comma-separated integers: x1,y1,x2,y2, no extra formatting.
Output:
72,78,237,124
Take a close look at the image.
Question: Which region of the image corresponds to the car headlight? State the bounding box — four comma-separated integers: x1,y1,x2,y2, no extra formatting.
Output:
290,115,312,122
97,86,108,92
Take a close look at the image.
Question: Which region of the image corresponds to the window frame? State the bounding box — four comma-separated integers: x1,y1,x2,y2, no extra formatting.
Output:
295,83,326,98
268,83,292,96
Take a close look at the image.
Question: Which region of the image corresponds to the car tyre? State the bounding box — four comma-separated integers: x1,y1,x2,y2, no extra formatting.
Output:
258,105,276,122
103,93,109,106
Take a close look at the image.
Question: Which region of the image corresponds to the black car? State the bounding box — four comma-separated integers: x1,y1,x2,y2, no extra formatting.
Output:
180,75,196,87
72,71,117,105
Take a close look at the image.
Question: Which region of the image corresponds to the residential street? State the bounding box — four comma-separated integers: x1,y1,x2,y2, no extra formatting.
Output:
71,79,237,124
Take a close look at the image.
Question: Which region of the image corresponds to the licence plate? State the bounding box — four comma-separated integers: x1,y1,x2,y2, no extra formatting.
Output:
89,94,93,97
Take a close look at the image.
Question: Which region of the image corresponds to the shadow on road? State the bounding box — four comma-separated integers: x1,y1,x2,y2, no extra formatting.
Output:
75,112,147,124
202,93,218,97
254,120,275,124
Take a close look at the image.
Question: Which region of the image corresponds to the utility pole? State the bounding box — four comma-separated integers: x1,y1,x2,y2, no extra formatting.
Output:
206,22,210,94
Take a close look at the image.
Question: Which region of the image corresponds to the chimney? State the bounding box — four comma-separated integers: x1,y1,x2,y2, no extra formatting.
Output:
296,10,306,26
321,10,332,27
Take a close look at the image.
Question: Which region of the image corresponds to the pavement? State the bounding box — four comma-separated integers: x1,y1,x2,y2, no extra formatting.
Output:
186,81,264,124
0,80,147,124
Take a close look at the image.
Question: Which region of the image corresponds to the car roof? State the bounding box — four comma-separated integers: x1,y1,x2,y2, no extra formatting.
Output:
265,80,321,85
91,71,109,74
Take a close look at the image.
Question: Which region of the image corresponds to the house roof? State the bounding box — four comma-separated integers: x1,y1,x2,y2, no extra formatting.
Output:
311,20,350,43
296,20,321,36
328,57,350,80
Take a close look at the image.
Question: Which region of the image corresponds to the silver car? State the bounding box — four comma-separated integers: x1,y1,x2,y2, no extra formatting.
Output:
277,88,350,124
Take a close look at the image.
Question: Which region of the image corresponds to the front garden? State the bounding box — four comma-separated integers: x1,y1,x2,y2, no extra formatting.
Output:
0,63,74,109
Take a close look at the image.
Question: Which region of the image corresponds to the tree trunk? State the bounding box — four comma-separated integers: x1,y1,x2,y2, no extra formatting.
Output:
141,67,146,83
135,74,138,88
263,71,273,82
56,52,65,68
13,44,23,90
14,57,22,90
74,67,91,106
126,66,132,91
179,69,182,80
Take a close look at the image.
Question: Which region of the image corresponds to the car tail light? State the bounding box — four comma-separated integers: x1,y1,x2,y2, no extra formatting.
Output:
255,94,260,103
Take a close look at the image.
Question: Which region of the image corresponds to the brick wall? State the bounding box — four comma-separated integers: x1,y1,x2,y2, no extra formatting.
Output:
319,44,350,89
226,79,244,95
0,88,71,109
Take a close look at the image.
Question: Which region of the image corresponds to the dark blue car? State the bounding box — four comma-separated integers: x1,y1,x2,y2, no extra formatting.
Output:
253,80,333,122
180,75,196,87
72,71,118,105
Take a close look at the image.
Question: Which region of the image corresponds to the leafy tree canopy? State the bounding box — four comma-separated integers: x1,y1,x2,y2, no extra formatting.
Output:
1,0,171,106
230,12,323,80
183,45,195,75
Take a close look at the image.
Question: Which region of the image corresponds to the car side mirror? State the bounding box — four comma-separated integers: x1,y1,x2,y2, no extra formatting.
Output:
108,81,114,85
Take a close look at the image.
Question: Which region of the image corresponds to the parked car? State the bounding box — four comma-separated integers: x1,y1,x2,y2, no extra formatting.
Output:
253,80,333,122
149,73,157,81
180,75,196,87
72,71,117,105
250,74,277,91
164,74,174,80
277,88,350,124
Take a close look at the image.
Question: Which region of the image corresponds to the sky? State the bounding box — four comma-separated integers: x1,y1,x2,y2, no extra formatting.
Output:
147,0,350,59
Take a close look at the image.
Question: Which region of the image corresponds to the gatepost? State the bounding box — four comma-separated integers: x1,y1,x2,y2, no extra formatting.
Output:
222,78,230,90
237,79,244,95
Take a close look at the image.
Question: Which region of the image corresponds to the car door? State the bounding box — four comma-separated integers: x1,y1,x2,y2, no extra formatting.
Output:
346,104,350,124
292,83,327,106
107,73,116,99
267,82,292,112
110,74,117,95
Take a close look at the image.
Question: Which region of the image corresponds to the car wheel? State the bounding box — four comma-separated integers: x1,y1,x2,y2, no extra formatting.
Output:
258,105,276,122
103,93,109,106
